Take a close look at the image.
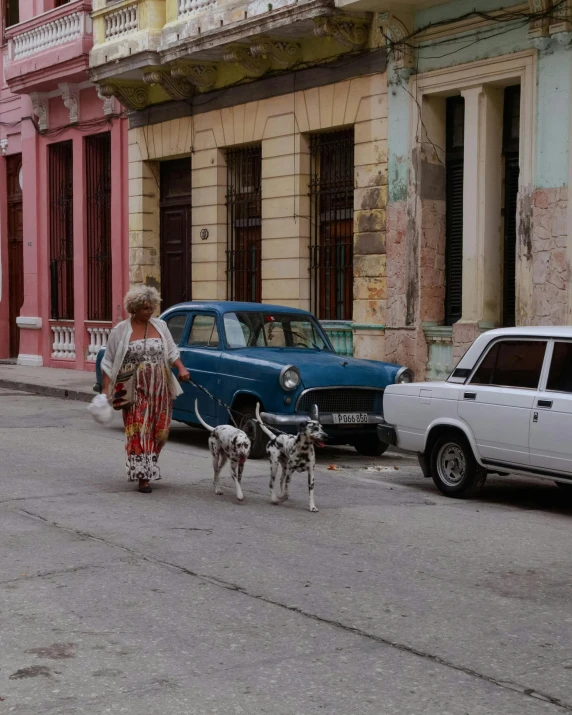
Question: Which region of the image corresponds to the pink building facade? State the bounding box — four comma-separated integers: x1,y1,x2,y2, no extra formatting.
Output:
0,0,128,370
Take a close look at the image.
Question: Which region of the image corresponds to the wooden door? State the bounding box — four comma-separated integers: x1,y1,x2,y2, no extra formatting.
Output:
7,154,23,358
160,159,192,310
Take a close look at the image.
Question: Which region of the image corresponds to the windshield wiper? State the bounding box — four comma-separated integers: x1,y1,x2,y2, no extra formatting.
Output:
290,330,321,351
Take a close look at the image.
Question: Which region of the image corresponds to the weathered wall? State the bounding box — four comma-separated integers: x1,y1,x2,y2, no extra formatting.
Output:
127,72,389,359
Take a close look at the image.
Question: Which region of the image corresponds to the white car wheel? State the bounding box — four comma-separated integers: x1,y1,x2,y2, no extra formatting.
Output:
429,432,487,498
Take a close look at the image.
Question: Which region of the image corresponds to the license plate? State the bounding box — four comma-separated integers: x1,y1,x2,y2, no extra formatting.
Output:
332,413,369,424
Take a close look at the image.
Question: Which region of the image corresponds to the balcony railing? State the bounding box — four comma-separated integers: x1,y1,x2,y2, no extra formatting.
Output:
104,3,138,41
321,321,354,357
6,0,93,62
178,0,216,18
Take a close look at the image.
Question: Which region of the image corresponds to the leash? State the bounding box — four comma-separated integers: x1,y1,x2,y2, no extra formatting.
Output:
186,375,288,436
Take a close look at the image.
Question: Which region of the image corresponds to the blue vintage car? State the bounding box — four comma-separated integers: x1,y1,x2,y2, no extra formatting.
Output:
95,301,412,458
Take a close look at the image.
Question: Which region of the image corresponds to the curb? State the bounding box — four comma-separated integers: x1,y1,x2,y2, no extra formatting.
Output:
0,378,94,403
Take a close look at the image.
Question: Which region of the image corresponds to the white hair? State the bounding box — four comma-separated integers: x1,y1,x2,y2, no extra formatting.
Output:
124,285,161,315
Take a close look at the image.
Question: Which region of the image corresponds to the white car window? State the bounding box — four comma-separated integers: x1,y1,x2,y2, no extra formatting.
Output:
546,342,572,393
470,340,546,389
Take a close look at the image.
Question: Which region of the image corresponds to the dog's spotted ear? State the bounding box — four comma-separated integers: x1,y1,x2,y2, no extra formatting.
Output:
297,420,309,432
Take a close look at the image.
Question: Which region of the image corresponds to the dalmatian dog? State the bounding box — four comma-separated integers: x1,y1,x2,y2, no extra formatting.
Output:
195,400,251,502
255,403,327,513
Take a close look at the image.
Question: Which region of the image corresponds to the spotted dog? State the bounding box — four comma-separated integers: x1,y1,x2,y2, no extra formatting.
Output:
255,403,327,512
195,400,251,501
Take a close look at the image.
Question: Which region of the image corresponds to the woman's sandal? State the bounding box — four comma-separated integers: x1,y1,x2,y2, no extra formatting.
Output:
138,480,152,494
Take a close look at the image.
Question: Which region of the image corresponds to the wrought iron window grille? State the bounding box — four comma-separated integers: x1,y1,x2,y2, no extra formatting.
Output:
309,129,355,321
226,144,262,303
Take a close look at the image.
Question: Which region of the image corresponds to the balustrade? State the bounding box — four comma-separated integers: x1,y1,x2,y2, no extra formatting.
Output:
178,0,216,18
12,11,83,59
104,4,138,40
86,324,112,362
320,321,354,357
50,323,76,360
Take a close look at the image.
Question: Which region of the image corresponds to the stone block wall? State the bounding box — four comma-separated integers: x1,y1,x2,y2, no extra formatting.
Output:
127,72,389,359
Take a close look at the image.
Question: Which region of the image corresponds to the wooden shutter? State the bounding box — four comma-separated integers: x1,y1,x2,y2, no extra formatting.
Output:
445,97,465,326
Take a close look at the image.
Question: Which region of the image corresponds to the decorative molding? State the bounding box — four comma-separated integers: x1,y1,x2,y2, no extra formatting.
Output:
249,39,301,69
378,12,414,70
550,0,572,35
16,316,42,329
223,46,270,77
0,139,7,156
97,82,149,111
171,61,217,91
59,82,80,124
97,87,116,116
29,92,49,131
313,15,369,50
143,66,195,101
529,0,552,38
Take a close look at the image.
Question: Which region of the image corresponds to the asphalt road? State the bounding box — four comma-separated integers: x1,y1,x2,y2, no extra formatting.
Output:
1,388,572,715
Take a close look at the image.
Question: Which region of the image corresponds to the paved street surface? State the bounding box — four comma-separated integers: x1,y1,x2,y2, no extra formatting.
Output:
1,389,572,714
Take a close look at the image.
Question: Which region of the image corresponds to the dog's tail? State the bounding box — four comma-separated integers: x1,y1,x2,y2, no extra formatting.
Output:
255,402,276,441
195,399,214,432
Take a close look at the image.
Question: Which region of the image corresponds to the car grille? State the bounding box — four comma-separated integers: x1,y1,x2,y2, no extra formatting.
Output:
297,389,382,414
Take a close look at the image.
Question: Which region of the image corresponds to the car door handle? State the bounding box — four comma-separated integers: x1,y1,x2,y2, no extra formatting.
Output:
464,392,477,400
537,400,553,409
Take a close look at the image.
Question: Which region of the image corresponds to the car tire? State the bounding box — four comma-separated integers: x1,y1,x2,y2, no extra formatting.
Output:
235,404,268,460
352,438,389,457
555,481,572,494
429,432,487,498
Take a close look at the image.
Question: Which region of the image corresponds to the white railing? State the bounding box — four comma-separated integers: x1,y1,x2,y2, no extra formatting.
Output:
51,323,76,360
105,4,138,40
12,12,83,60
178,0,217,17
86,324,112,362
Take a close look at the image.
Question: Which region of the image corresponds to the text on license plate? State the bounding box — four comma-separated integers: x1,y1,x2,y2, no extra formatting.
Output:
332,413,368,424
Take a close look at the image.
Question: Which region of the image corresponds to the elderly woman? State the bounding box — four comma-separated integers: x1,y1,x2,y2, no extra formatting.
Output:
101,286,190,493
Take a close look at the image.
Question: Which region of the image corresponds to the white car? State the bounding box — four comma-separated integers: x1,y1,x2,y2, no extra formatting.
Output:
378,327,572,497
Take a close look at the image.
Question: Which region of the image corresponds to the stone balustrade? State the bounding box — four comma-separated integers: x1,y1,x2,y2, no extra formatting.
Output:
104,3,138,41
321,321,354,357
50,322,76,360
10,9,88,60
178,0,217,18
86,323,112,362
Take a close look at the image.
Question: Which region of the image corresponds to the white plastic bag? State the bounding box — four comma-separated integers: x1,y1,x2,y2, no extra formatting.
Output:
87,393,113,425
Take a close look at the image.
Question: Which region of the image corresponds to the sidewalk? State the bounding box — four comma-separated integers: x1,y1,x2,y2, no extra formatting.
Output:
0,363,96,402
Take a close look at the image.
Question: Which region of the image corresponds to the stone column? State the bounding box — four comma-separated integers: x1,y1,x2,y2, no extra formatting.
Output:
17,95,43,366
127,127,160,291
454,85,503,359
191,146,227,300
261,125,310,309
352,104,388,359
111,119,128,324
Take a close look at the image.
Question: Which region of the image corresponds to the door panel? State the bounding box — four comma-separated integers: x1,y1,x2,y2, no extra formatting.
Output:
174,313,222,423
458,387,534,465
530,341,572,473
160,159,192,310
7,154,23,358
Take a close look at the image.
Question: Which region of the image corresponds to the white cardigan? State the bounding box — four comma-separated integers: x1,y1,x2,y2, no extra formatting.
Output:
101,317,184,399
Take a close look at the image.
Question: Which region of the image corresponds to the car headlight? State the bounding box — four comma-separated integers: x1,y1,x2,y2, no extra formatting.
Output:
280,365,301,391
395,367,413,384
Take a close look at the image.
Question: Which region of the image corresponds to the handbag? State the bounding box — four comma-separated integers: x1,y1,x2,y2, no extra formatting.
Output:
112,323,148,411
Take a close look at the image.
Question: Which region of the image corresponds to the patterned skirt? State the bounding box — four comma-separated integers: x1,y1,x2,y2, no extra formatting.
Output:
122,340,173,482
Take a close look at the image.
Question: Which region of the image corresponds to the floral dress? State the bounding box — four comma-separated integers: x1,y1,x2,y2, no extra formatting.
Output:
121,338,173,482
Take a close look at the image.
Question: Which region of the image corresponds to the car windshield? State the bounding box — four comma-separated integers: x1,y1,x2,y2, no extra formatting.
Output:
223,312,330,351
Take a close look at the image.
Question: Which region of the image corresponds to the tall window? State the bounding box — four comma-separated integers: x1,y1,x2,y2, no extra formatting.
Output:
85,132,112,321
5,0,18,27
309,129,354,321
49,141,74,320
445,96,465,325
54,0,70,6
502,85,521,328
226,145,262,302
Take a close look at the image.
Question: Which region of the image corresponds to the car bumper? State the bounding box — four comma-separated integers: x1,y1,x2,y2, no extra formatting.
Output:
260,412,386,427
377,421,397,446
